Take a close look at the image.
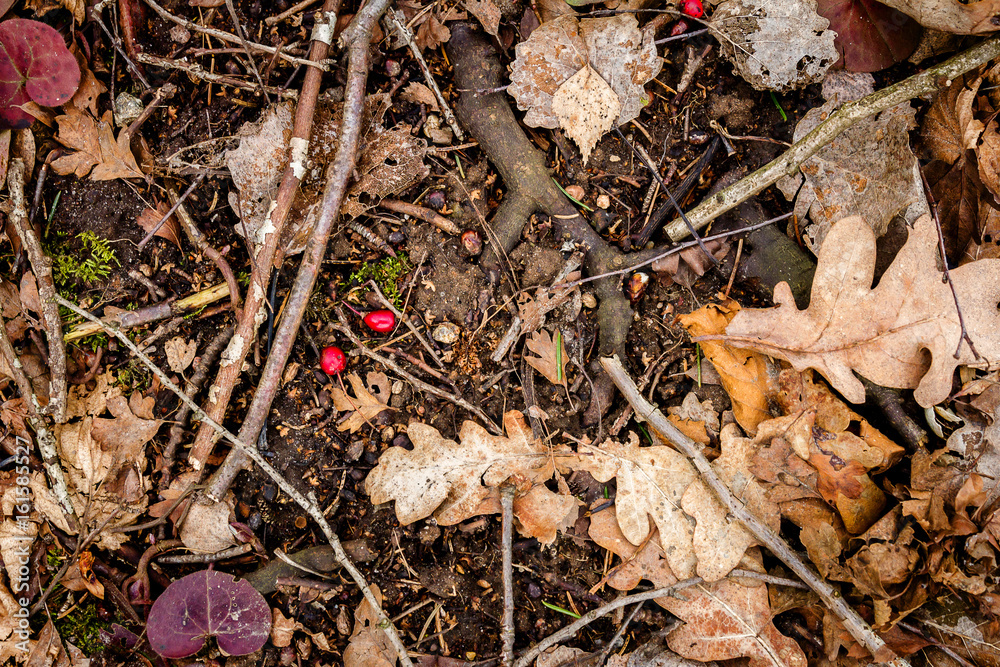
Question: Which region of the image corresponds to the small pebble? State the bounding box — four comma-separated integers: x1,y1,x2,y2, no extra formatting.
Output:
565,184,586,200
392,433,412,449
432,322,460,345
169,25,191,43
114,92,143,127
581,292,597,309
385,59,401,78
388,230,405,244
527,582,543,598
596,194,611,209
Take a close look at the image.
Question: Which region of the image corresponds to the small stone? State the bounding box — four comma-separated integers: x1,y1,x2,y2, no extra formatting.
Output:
385,59,401,78
114,92,143,127
596,194,611,209
565,184,585,200
609,155,621,162
688,129,710,145
581,292,597,309
432,322,460,345
419,523,441,544
527,582,543,598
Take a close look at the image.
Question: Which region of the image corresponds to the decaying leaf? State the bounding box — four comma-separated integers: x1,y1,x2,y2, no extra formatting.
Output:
723,214,1000,407
575,430,779,581
179,495,237,554
877,0,1000,34
343,585,394,667
777,71,923,252
465,0,501,36
136,202,182,250
330,372,394,433
652,239,730,288
164,336,197,373
50,109,144,180
508,14,661,145
677,299,776,435
342,123,428,218
525,328,568,386
365,411,579,543
551,64,620,164
711,0,839,92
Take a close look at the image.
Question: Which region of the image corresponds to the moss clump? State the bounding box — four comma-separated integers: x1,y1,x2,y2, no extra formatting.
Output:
50,593,109,656
349,254,412,306
53,231,120,287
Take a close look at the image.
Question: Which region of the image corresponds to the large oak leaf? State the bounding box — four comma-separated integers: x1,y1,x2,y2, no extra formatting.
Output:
722,214,1000,407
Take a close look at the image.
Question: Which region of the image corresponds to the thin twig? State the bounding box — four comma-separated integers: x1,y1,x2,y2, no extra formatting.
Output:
137,174,205,249
265,0,322,25
93,0,152,90
380,199,463,235
136,53,299,99
8,159,68,424
600,355,910,667
54,294,414,667
666,37,1000,241
157,543,252,564
386,9,464,142
500,485,516,667
142,0,327,70
368,279,445,369
225,0,272,104
920,170,980,360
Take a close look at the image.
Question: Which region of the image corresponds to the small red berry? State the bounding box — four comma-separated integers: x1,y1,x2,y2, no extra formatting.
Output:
363,310,396,333
320,346,346,375
681,0,703,18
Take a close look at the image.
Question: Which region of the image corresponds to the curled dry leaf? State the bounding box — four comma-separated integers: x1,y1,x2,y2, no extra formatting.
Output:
724,214,1000,407
711,0,838,91
50,108,144,180
343,585,394,667
677,299,776,435
164,336,197,374
777,71,923,253
136,202,182,250
508,14,661,156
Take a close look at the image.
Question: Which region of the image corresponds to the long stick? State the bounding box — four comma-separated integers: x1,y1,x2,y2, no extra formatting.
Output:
666,37,1000,241
600,355,909,666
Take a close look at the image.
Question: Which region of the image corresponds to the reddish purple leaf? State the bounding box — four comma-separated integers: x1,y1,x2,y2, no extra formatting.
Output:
816,0,921,72
146,570,271,659
0,19,80,129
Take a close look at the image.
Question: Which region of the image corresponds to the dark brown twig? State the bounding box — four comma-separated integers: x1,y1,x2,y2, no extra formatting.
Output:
920,170,980,360
380,199,463,235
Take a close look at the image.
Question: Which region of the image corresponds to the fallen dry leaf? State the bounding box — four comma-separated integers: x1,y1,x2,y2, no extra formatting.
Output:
50,109,143,180
164,336,197,373
525,328,568,386
330,373,394,433
465,0,501,36
551,64,620,163
136,202,182,250
342,123,428,218
711,0,839,92
343,585,395,667
678,299,776,435
179,495,237,554
723,214,1000,407
365,411,565,527
877,0,1000,33
508,14,661,140
777,71,923,253
652,239,730,287
576,430,779,581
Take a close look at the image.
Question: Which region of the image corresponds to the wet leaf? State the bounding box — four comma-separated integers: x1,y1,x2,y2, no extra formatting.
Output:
146,569,271,659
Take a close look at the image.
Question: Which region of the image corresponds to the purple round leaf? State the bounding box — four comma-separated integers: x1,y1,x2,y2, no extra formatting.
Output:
146,570,272,659
0,19,80,128
816,0,922,72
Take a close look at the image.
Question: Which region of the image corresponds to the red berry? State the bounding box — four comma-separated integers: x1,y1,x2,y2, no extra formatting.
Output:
320,346,346,375
681,0,703,18
363,310,396,333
